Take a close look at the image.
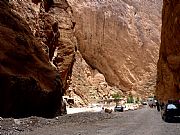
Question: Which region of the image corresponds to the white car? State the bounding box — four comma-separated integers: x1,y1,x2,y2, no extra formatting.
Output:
122,105,129,111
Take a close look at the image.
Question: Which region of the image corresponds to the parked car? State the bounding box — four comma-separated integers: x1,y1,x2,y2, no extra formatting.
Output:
161,100,180,122
122,105,128,111
114,105,124,112
141,101,148,105
147,98,156,108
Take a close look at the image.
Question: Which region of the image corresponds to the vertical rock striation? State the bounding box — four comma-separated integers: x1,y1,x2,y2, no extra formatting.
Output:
68,0,162,99
156,0,180,102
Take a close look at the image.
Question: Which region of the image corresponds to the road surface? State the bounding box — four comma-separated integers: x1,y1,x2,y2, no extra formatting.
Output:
21,107,180,135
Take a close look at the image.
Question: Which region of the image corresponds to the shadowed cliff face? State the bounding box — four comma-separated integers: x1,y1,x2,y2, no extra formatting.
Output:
0,0,63,118
68,0,162,98
156,0,180,102
10,0,76,91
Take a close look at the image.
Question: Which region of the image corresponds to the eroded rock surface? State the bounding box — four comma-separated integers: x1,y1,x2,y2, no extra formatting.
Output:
0,0,64,118
156,0,180,102
68,0,162,99
68,52,122,105
10,0,76,90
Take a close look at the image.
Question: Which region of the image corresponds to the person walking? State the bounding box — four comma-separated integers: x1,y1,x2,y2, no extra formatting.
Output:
156,100,160,112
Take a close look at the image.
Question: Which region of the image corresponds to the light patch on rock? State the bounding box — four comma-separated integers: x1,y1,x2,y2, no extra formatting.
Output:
14,119,21,125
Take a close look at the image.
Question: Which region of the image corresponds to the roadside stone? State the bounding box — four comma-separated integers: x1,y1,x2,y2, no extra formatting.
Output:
14,119,21,125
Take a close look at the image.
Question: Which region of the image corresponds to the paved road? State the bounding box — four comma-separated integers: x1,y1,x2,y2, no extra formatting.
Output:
23,107,180,135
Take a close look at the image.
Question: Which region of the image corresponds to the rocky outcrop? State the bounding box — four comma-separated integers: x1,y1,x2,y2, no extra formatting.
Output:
68,52,122,106
0,0,64,118
10,0,76,90
68,0,162,99
156,0,180,102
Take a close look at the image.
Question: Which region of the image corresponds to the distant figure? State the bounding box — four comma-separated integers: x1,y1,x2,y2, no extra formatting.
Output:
156,100,160,112
101,107,105,113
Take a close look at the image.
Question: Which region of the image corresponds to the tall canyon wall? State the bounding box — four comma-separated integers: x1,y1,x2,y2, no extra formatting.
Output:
10,0,76,91
0,0,63,118
156,0,180,102
0,0,168,114
0,0,76,117
67,0,162,102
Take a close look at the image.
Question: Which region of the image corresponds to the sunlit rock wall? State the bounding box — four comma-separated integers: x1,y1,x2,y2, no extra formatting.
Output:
68,0,162,98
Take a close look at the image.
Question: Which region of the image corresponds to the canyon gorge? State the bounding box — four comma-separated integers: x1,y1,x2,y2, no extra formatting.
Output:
0,0,179,117
68,0,162,104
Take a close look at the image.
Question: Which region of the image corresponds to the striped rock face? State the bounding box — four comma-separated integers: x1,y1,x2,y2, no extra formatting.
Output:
67,0,162,102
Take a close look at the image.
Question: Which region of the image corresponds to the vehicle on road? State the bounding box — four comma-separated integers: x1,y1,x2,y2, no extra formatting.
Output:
161,100,180,122
147,97,156,108
141,101,148,105
114,105,124,112
122,105,128,111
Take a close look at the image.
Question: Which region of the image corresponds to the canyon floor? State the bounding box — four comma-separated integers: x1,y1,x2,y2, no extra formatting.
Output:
1,107,180,135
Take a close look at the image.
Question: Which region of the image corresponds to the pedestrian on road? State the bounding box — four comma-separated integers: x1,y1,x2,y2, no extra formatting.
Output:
156,100,160,112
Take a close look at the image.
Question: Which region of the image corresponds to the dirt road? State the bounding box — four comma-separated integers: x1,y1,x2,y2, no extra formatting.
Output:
20,107,180,135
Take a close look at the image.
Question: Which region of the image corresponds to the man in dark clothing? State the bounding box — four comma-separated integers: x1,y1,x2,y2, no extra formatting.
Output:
156,100,160,112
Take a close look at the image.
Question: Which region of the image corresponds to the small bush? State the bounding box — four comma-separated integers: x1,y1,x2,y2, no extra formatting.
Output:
112,93,122,99
127,95,134,103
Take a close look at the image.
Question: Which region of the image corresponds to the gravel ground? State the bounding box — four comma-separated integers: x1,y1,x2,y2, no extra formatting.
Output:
0,111,112,135
1,107,180,135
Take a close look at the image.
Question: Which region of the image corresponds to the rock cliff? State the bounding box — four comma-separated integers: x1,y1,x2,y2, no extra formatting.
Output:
10,0,76,90
0,0,64,118
68,51,122,105
156,0,180,102
0,0,167,112
68,0,162,100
